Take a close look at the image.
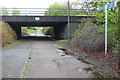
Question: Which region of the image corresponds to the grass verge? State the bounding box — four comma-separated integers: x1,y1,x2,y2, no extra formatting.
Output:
56,40,68,43
27,30,36,34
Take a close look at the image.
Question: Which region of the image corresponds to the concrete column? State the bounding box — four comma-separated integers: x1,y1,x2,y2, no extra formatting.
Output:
54,24,68,39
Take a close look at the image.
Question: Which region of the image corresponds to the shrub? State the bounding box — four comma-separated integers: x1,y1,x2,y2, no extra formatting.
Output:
21,27,28,35
28,27,37,30
42,27,54,36
0,21,17,47
71,19,104,52
94,2,118,54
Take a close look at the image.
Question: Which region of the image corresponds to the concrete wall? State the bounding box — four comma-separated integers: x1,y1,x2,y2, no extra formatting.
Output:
8,23,21,39
68,22,79,39
53,23,68,39
53,22,80,39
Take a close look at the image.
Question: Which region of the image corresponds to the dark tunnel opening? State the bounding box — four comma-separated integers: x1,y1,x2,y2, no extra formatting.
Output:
7,22,68,40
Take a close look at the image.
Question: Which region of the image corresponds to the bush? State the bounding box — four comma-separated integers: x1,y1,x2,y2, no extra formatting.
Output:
0,21,17,47
28,27,39,30
94,2,118,54
71,19,104,52
42,27,54,36
21,27,28,35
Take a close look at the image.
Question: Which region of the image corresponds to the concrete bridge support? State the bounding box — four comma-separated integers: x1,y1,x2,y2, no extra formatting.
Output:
69,22,79,38
8,23,21,39
53,22,80,39
54,24,68,39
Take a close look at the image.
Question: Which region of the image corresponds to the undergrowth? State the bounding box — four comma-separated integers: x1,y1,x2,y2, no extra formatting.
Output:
0,21,17,48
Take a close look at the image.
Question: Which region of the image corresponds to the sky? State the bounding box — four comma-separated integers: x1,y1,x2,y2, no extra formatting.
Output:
0,0,82,15
0,0,119,8
0,0,81,8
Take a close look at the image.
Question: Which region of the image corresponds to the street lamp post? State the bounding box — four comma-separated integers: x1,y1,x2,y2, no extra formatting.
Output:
67,0,70,43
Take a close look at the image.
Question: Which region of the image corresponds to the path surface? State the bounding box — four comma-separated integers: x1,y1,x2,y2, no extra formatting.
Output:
2,29,95,78
25,29,46,37
2,38,95,78
24,40,94,78
36,29,45,36
2,40,33,78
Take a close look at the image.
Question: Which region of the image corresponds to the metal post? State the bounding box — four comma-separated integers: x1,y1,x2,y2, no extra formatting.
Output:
105,5,108,55
67,0,70,43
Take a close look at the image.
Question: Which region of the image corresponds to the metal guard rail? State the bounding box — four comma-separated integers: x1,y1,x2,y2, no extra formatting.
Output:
0,8,95,16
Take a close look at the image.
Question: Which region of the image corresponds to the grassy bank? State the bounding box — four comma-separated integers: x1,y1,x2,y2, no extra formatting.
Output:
0,21,17,48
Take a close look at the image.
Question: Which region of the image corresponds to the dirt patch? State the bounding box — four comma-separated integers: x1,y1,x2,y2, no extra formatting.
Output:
71,45,119,78
72,45,118,69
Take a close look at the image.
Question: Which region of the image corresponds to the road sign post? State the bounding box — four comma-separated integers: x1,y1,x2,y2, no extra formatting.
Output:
105,5,108,55
97,2,117,55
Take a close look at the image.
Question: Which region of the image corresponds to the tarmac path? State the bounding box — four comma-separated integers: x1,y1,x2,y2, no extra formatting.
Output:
24,39,95,78
2,29,95,78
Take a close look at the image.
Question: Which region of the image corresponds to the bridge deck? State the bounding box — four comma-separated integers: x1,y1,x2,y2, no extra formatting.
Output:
1,16,95,22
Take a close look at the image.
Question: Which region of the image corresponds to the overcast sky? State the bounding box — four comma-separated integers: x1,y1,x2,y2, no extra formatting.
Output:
0,0,119,8
0,0,82,8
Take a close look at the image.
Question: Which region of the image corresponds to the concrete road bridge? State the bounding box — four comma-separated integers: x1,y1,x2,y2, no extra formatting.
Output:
1,8,95,39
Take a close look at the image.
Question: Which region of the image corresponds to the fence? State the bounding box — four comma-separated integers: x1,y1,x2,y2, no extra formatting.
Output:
0,8,95,16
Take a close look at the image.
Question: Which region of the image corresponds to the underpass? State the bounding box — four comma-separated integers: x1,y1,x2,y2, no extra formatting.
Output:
1,8,96,78
2,14,95,39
